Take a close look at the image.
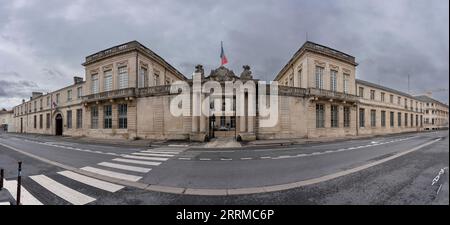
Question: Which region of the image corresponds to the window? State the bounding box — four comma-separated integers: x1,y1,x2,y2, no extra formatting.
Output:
91,74,99,94
370,110,376,127
118,104,127,129
139,67,148,88
288,74,294,87
47,96,50,107
67,89,72,101
359,108,365,127
46,113,50,129
91,106,98,129
118,66,128,89
55,93,60,105
67,110,72,129
39,99,43,110
359,87,364,98
390,112,394,127
381,111,386,127
154,73,160,86
331,105,338,127
404,98,407,109
343,73,349,94
370,90,375,100
330,70,337,92
220,116,226,127
390,95,394,104
420,115,423,127
298,70,302,88
34,101,37,111
39,114,43,129
315,66,324,89
381,92,385,102
405,113,408,126
397,96,401,105
343,107,350,127
104,105,112,129
166,78,171,85
230,116,236,128
416,115,418,127
316,104,325,128
410,114,413,127
77,87,82,99
104,70,113,91
34,115,37,129
76,109,82,129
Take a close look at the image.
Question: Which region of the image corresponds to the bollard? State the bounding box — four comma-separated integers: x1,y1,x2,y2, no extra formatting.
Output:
0,168,3,190
16,161,22,205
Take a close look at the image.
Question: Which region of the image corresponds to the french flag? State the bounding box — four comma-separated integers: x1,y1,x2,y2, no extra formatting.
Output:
220,41,228,66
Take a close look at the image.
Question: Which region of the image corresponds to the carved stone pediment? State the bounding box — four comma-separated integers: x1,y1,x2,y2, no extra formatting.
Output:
207,66,237,82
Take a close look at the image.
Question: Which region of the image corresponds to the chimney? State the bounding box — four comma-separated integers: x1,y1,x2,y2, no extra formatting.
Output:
74,76,83,84
31,92,43,99
425,91,432,97
22,99,25,103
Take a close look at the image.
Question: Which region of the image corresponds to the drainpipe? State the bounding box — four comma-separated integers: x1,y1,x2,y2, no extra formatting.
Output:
135,52,139,139
356,103,359,136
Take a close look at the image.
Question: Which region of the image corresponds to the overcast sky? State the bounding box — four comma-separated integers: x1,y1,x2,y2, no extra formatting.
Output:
0,0,448,109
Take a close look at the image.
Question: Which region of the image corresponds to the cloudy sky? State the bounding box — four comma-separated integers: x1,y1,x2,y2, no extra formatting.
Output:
0,0,448,109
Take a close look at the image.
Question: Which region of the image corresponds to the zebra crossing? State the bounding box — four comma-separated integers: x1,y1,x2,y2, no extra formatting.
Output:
0,146,187,205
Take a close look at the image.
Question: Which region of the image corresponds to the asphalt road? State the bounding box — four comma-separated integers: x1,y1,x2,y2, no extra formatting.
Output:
0,130,448,205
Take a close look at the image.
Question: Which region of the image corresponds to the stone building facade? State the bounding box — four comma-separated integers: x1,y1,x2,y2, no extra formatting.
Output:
416,95,449,130
0,109,14,132
11,40,449,141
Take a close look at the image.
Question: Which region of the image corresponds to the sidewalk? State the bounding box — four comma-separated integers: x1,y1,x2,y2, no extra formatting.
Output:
244,131,425,147
3,133,199,148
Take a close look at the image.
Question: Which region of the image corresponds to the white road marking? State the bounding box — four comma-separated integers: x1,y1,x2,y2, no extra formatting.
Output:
122,155,169,161
0,202,10,205
142,150,181,154
240,157,252,160
98,162,151,173
178,158,191,160
220,158,232,161
3,179,43,205
112,158,161,166
30,175,95,205
57,171,124,193
133,152,174,157
276,155,291,159
296,154,307,157
199,158,211,161
81,166,142,182
261,156,271,159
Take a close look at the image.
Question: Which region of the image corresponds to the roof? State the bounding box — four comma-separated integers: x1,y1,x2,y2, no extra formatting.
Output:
356,79,421,100
275,41,357,81
82,40,187,81
415,95,449,107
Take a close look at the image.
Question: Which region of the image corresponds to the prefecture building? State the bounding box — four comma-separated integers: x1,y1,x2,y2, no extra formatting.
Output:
11,41,449,141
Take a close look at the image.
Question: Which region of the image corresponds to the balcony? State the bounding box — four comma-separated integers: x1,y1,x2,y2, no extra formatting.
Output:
307,88,359,103
82,88,136,103
138,85,172,97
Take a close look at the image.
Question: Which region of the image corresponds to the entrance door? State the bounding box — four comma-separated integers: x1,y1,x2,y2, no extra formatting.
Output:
209,115,215,139
55,114,63,136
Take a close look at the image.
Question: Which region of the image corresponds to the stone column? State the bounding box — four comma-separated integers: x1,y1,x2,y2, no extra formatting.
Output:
199,94,206,133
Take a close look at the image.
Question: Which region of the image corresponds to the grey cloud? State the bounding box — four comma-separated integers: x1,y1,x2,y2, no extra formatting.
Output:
0,80,39,98
0,0,448,109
